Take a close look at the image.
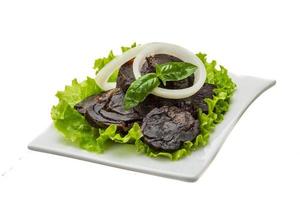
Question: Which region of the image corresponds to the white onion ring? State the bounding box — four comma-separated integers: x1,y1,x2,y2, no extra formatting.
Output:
132,43,206,99
95,45,144,90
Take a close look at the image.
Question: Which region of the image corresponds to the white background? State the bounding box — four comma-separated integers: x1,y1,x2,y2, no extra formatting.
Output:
0,0,299,199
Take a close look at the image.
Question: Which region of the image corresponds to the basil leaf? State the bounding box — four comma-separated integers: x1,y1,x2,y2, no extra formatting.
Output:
156,62,197,85
124,73,160,110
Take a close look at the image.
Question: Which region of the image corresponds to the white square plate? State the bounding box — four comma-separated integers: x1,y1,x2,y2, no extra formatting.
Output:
28,74,275,182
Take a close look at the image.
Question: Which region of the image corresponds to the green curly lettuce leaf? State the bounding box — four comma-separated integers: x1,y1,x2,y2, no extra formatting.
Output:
93,51,115,75
55,77,102,107
121,42,137,53
51,77,104,152
97,123,142,145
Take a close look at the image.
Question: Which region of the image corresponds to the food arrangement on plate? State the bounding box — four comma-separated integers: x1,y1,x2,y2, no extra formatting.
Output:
51,42,236,160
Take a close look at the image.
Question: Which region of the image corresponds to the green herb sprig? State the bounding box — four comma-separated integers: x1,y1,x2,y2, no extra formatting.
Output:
124,62,197,110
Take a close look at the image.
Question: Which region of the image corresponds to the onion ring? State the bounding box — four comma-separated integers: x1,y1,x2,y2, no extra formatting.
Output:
132,43,206,99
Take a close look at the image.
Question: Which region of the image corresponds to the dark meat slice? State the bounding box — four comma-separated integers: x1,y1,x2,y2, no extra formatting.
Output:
142,106,200,152
74,94,100,115
75,89,114,115
74,88,142,131
177,83,216,116
134,83,215,118
106,88,140,119
191,83,215,113
116,54,194,92
116,59,135,92
133,94,177,117
85,103,126,129
164,75,194,89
